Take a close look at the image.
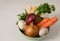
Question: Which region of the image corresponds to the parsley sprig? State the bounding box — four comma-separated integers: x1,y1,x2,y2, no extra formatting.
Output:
36,3,55,15
17,13,26,21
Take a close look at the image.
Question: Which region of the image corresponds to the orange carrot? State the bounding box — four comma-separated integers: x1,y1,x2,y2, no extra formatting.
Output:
37,18,50,27
41,16,58,28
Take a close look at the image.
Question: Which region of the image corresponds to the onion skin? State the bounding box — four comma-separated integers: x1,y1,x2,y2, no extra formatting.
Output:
24,23,39,37
26,14,37,25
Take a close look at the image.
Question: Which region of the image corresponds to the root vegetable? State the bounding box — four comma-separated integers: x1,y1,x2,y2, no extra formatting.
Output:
26,14,37,25
41,16,58,28
37,18,50,28
24,23,39,37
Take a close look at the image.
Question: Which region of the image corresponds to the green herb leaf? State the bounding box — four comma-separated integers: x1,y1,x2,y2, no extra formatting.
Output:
16,22,18,25
36,3,55,16
17,12,26,21
50,5,55,11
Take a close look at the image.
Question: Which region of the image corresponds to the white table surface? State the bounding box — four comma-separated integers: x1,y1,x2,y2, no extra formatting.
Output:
0,0,60,41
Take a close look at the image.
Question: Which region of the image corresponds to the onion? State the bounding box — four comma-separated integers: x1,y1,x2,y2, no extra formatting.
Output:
24,23,39,37
26,14,37,25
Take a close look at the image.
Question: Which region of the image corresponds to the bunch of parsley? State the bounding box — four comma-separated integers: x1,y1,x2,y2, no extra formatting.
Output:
36,3,55,15
17,13,26,21
16,13,26,25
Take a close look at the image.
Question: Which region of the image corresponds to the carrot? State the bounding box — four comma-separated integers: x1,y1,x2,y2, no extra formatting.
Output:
41,16,58,28
37,18,50,27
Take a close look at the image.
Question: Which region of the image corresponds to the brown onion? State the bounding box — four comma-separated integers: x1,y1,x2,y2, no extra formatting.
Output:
24,23,39,37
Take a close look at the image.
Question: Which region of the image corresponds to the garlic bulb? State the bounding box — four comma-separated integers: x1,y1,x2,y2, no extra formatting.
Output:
39,28,48,36
27,6,37,14
18,20,26,30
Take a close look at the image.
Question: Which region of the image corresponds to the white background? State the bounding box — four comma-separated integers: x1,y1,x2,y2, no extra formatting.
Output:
0,0,60,41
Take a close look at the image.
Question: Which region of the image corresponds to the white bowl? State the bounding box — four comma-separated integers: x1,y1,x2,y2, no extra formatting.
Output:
18,27,49,41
